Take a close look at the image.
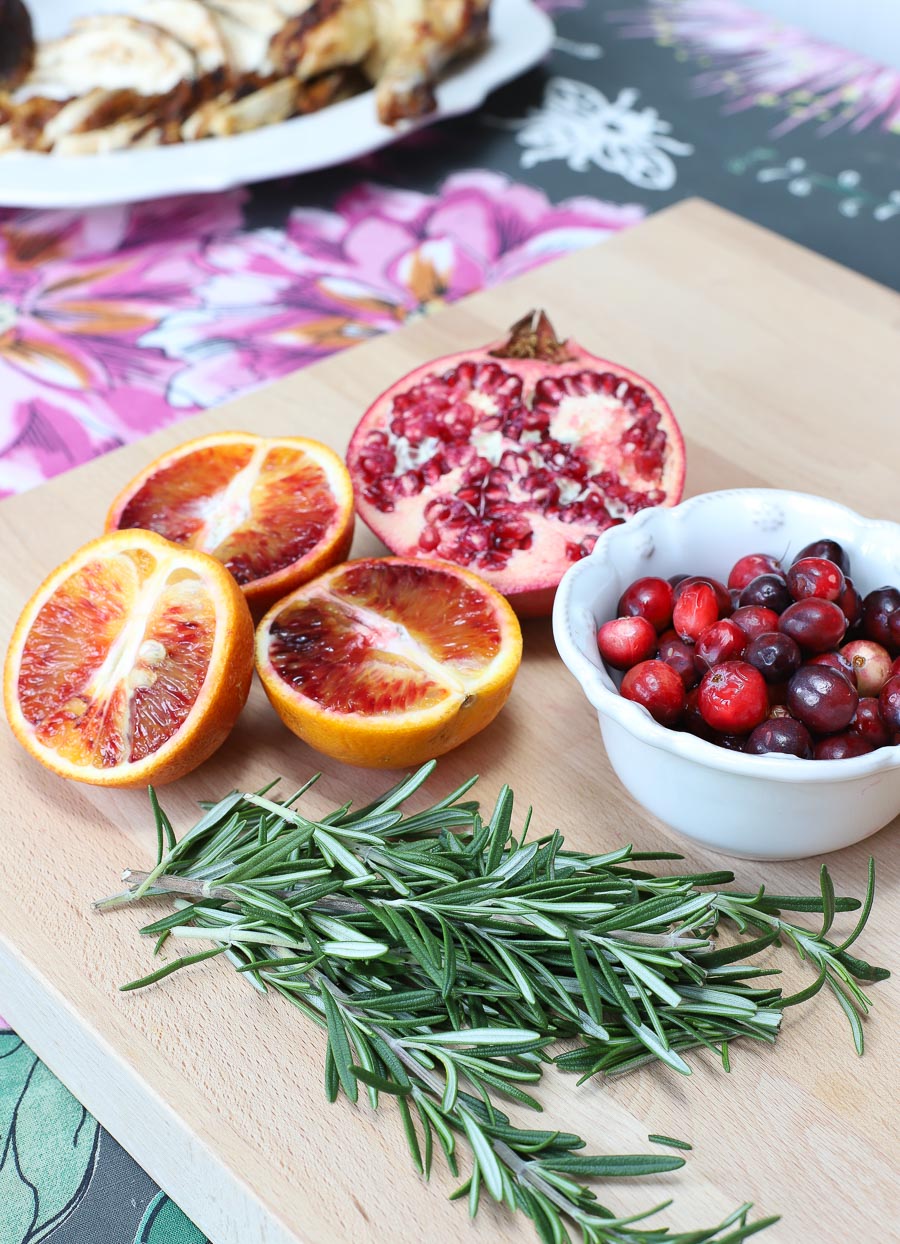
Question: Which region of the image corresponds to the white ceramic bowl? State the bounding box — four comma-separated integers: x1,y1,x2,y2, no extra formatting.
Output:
553,489,900,860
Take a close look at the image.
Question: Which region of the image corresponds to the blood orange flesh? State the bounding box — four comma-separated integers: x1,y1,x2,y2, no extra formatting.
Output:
107,433,355,612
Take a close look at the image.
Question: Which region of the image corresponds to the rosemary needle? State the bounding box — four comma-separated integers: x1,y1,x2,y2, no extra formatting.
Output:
98,762,887,1244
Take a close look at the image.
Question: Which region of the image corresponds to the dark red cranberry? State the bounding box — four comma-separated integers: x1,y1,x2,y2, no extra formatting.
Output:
682,687,716,740
616,576,674,634
729,588,742,612
746,718,813,758
849,698,891,749
739,574,792,613
673,581,719,643
669,573,689,587
727,553,783,591
658,631,701,690
621,659,686,726
787,666,859,734
890,611,900,652
745,632,802,684
674,575,731,617
840,640,892,697
793,539,850,576
731,606,780,642
814,734,874,760
695,619,747,668
838,578,863,628
862,587,900,648
716,733,749,752
698,661,769,734
809,651,858,688
892,656,900,679
879,675,900,732
597,616,658,671
786,557,845,603
779,599,847,653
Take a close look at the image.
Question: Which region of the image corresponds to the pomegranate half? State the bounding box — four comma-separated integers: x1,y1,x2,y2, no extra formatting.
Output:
346,311,685,615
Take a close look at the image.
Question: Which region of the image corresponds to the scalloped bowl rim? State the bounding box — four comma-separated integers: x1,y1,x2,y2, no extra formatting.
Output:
553,488,900,785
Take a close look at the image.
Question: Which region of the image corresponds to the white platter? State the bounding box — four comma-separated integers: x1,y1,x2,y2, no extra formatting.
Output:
0,0,553,208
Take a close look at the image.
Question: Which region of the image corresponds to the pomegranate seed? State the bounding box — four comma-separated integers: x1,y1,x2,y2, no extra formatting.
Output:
793,538,850,576
786,557,845,603
597,616,658,671
849,698,891,749
731,606,780,641
658,631,701,689
695,619,747,668
738,573,791,613
727,553,783,591
673,582,719,643
419,526,440,552
779,599,847,653
698,661,769,734
879,675,900,731
746,718,813,758
745,632,801,684
616,576,674,633
840,639,893,696
814,734,874,760
620,659,686,726
862,587,900,649
787,666,858,734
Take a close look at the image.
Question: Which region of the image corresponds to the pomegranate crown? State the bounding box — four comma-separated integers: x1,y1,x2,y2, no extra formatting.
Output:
489,309,574,364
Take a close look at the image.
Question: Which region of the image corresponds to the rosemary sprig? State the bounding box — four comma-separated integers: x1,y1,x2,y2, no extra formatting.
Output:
98,763,887,1244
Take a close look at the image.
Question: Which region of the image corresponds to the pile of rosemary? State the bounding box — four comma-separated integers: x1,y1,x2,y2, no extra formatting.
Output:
97,762,888,1244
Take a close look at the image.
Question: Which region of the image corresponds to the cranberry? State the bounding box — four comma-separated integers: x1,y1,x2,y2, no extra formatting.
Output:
879,675,900,732
616,576,674,634
814,734,874,760
597,616,658,671
840,640,893,697
682,687,715,740
674,575,731,616
809,650,858,687
892,656,900,679
621,660,686,727
767,681,790,707
729,588,742,613
695,619,747,668
779,599,847,653
731,606,780,642
716,733,749,752
658,631,701,689
673,581,720,643
698,661,769,734
786,557,845,603
668,573,690,588
739,574,792,613
745,632,801,684
838,578,863,628
727,553,783,591
787,666,858,734
862,587,900,648
890,611,900,652
849,698,891,749
793,539,850,576
746,718,813,758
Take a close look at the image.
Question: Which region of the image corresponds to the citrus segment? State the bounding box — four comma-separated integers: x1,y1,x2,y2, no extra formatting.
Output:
4,530,254,787
106,432,355,612
256,557,522,768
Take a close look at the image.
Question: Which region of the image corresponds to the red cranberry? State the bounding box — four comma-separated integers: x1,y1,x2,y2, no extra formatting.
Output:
658,631,701,690
862,587,900,648
739,573,792,613
746,718,813,758
779,599,847,653
728,553,783,591
731,606,780,642
890,611,900,652
879,675,900,732
745,632,802,684
682,686,716,740
698,661,769,734
616,576,674,634
839,578,863,628
892,656,900,679
674,575,731,616
786,557,845,603
695,619,747,668
621,660,686,727
849,698,891,749
793,539,850,576
673,582,719,643
809,651,858,687
814,734,874,760
597,616,658,671
787,666,858,734
840,639,892,697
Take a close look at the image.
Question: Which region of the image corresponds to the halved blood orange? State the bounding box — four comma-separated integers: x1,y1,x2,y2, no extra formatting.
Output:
4,530,254,787
255,557,523,768
105,432,355,613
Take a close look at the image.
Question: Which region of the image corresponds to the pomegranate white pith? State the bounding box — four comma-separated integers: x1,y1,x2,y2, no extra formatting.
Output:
346,312,685,615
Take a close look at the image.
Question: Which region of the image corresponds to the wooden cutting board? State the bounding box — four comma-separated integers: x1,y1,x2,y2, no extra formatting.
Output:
0,199,897,1244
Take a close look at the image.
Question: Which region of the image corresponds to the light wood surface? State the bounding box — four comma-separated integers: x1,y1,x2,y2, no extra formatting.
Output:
0,199,898,1244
